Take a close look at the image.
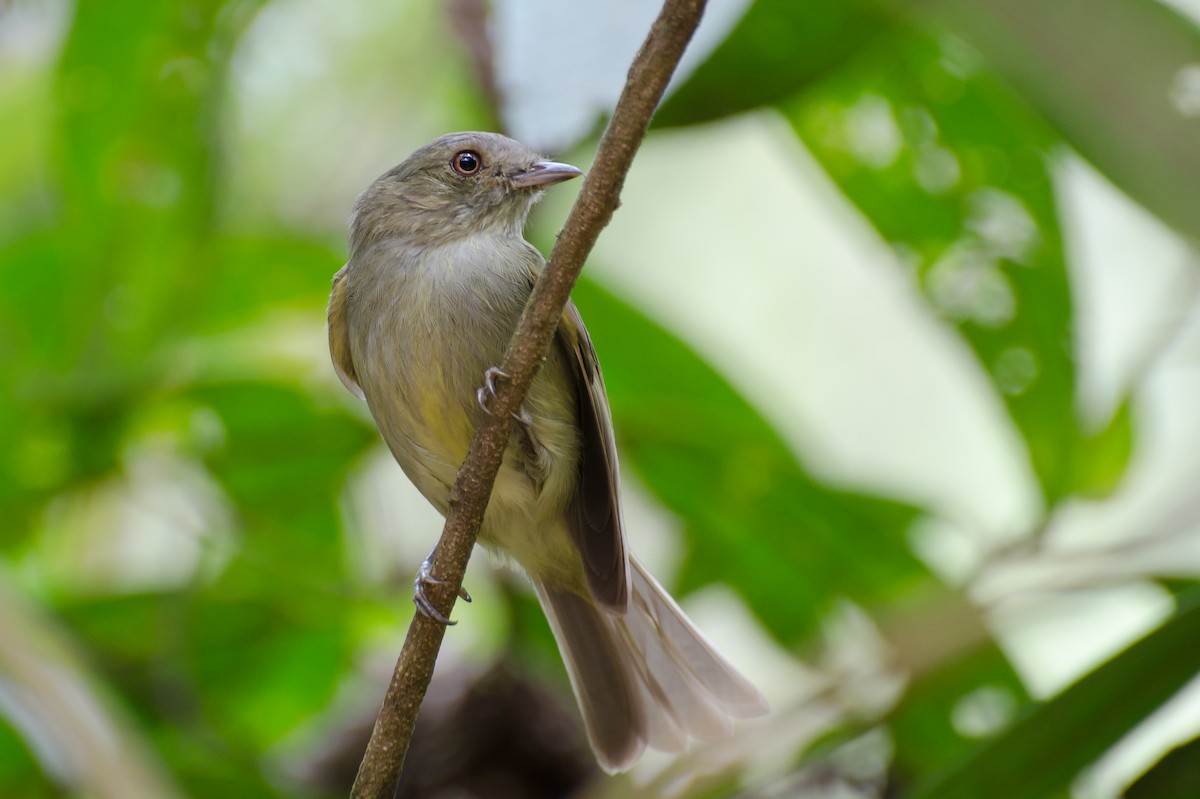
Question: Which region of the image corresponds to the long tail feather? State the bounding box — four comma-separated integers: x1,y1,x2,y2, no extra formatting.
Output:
535,556,768,773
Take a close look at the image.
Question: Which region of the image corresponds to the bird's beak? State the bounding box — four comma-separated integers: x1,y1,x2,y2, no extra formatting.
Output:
512,160,584,188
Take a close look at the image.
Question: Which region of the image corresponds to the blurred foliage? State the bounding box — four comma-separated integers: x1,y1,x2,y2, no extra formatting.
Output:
886,638,1028,788
915,0,1200,243
785,30,1083,504
1,0,1199,798
573,278,925,644
1127,735,1200,799
653,0,887,127
915,591,1200,799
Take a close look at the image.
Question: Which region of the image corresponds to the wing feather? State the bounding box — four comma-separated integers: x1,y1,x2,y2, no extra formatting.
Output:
558,301,629,612
327,265,364,399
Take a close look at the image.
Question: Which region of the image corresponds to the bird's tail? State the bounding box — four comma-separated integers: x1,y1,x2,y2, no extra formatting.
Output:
533,557,768,773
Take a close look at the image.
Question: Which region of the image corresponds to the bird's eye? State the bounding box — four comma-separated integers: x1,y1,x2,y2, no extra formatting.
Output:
451,150,482,176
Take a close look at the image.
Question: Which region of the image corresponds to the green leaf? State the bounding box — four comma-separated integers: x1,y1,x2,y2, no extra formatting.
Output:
1127,736,1200,799
184,590,348,749
1074,401,1135,498
0,720,49,798
184,381,374,580
909,0,1200,242
155,723,293,799
572,277,928,644
655,0,888,128
782,31,1121,503
914,591,1200,799
0,1,266,508
51,0,260,371
56,564,360,783
889,639,1029,787
198,237,344,333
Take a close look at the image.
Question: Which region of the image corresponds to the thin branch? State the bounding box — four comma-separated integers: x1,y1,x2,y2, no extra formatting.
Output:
349,2,708,796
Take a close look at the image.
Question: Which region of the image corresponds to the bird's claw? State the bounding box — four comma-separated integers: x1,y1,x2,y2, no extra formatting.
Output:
413,557,471,626
476,366,510,416
476,366,534,428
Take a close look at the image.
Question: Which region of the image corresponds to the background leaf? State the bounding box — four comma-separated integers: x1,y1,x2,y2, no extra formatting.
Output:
888,639,1029,788
782,31,1126,503
573,277,928,644
655,0,888,128
906,0,1200,242
1126,735,1200,799
915,592,1200,799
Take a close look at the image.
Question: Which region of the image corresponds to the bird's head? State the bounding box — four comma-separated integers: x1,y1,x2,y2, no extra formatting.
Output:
350,131,582,252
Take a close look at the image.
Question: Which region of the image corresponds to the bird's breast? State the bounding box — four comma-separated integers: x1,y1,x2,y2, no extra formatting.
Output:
347,237,535,476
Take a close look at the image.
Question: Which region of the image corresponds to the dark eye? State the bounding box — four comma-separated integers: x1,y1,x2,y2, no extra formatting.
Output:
451,150,482,176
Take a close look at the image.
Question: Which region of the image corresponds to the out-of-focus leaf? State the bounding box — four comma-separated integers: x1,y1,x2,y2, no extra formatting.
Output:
0,236,79,534
655,0,888,128
51,0,259,370
0,721,50,798
198,237,343,332
184,381,374,580
0,1,263,499
572,278,928,644
907,0,1200,242
1073,401,1134,498
56,575,361,795
914,591,1200,799
184,588,347,749
155,725,292,799
0,579,188,799
0,232,135,503
1158,578,1200,600
783,32,1129,504
1126,736,1200,799
889,640,1028,787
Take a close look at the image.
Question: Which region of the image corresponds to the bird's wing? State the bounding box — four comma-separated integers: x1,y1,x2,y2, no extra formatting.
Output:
327,265,364,399
557,300,629,612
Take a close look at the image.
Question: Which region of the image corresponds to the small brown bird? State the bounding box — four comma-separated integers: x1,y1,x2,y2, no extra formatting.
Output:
327,132,767,772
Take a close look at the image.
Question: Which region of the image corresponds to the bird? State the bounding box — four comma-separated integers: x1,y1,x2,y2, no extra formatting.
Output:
327,131,767,772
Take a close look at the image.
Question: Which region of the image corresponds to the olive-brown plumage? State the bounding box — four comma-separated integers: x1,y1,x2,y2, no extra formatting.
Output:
328,132,766,772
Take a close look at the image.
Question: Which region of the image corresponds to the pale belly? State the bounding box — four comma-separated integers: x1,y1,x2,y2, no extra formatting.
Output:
346,248,586,587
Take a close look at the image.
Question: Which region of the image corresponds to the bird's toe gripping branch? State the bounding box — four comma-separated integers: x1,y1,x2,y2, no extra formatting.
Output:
413,553,472,626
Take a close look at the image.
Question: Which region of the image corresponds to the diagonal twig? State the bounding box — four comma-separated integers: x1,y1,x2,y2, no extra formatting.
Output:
350,1,708,796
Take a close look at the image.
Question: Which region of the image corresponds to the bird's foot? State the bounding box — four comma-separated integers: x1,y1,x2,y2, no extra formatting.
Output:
476,366,510,416
476,366,546,484
413,555,471,626
476,367,534,428
512,404,533,431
